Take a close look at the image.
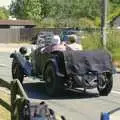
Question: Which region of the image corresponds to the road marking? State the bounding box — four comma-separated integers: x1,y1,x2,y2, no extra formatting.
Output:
112,90,120,95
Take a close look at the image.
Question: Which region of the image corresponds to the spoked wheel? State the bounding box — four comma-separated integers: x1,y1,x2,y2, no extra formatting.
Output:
44,63,64,96
12,59,24,84
97,72,113,96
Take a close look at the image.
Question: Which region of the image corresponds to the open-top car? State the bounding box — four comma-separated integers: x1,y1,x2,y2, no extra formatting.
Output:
10,32,114,96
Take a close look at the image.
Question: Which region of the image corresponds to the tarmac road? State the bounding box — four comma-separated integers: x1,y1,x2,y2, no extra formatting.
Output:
0,51,120,120
0,52,12,82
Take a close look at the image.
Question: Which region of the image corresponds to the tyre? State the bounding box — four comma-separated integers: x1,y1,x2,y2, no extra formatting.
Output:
97,72,113,96
44,63,64,96
12,59,24,84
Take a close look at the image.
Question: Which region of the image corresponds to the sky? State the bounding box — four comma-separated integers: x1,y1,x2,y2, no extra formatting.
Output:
0,0,12,8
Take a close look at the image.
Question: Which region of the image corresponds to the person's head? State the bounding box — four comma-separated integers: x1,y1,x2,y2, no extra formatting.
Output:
52,35,61,45
19,47,27,55
68,35,77,44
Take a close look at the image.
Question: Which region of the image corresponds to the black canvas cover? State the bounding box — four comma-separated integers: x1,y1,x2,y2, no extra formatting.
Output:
63,50,113,75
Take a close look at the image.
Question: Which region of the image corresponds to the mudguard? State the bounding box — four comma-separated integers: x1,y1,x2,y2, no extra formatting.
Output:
10,53,32,75
43,58,64,79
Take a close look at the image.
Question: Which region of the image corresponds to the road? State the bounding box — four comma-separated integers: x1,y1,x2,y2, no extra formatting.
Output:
0,52,12,82
0,51,120,120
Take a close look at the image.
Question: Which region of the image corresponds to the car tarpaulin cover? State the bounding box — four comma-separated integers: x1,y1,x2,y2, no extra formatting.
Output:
63,49,113,75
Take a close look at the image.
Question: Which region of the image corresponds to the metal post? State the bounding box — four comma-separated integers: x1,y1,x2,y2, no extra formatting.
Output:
101,0,108,48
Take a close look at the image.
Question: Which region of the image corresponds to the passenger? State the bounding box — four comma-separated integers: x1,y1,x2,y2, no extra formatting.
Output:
43,35,66,53
61,41,66,45
66,35,83,51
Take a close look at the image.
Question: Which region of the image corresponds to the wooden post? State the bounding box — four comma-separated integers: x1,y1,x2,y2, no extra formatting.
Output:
11,81,18,120
11,80,29,120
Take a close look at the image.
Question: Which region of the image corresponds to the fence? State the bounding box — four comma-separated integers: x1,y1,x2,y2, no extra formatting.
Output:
0,28,102,43
0,29,20,43
0,28,63,43
0,79,66,120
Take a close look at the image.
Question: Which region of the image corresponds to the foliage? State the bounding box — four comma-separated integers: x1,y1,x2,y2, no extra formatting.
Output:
0,7,9,19
9,0,120,27
10,0,101,26
81,29,120,61
10,0,42,20
47,0,100,19
107,29,120,52
108,1,120,25
81,30,102,50
35,18,56,28
110,0,120,4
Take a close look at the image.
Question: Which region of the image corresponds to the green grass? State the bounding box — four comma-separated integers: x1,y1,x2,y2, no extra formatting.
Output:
107,29,120,62
81,29,120,63
81,31,102,50
111,48,120,61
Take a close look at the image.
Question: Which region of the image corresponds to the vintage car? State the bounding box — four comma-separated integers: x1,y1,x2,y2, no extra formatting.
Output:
10,32,114,96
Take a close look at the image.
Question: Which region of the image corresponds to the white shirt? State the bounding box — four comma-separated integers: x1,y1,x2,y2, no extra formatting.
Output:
67,43,83,51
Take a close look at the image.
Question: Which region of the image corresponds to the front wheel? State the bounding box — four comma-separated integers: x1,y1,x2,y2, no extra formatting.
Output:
44,63,64,96
12,59,24,84
97,73,113,96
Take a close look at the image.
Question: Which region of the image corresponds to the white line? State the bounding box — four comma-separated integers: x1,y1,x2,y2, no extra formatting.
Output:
112,90,120,95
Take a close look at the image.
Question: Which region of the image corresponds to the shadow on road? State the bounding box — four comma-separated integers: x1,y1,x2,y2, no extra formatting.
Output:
23,81,99,100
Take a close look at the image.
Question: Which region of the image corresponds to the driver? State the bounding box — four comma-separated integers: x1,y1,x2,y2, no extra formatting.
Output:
43,35,66,53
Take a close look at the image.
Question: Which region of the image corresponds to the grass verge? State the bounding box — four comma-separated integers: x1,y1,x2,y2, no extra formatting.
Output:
0,90,10,120
81,29,120,67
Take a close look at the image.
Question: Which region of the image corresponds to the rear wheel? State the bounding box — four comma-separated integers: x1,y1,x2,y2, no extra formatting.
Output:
97,73,113,96
44,63,64,96
12,59,24,84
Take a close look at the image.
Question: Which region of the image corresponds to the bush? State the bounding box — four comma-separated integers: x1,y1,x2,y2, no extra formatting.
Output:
81,30,102,50
38,18,56,28
107,29,120,61
107,29,120,51
81,28,120,62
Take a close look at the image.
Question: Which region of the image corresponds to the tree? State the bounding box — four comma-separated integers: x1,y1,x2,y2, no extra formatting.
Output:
0,7,9,19
10,0,42,20
9,0,109,27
